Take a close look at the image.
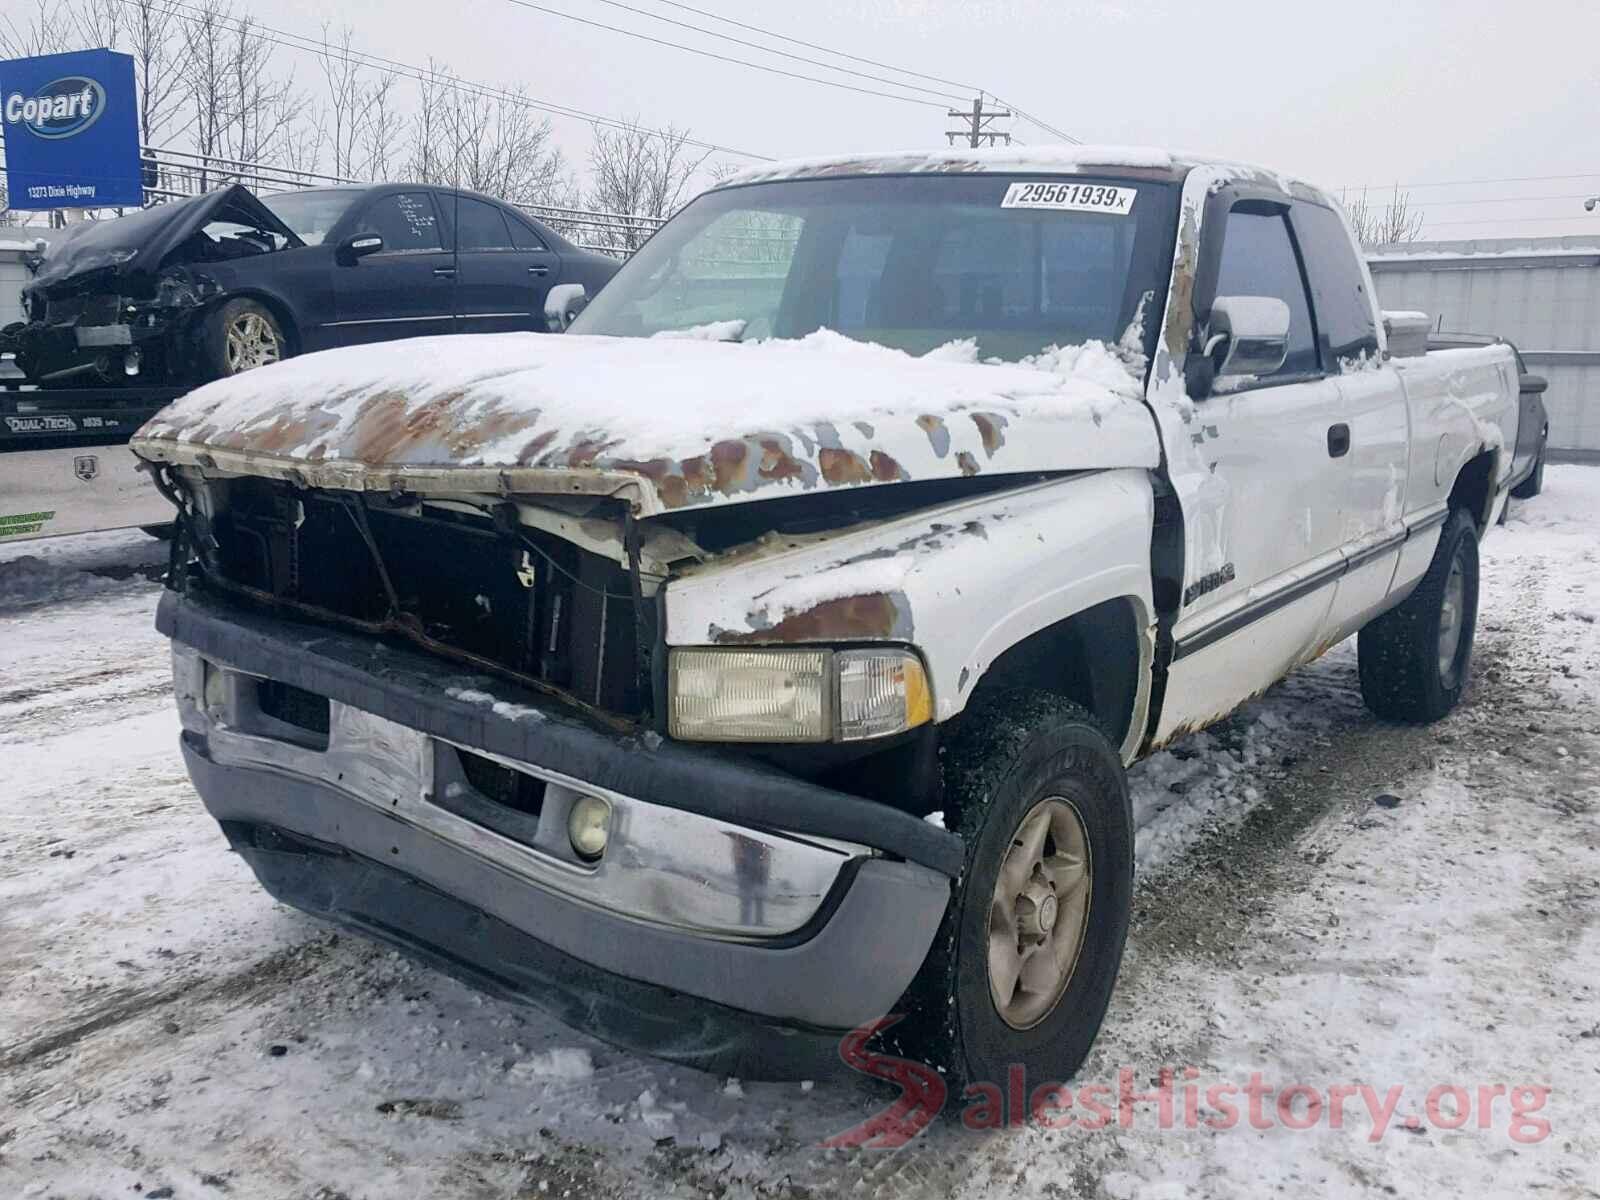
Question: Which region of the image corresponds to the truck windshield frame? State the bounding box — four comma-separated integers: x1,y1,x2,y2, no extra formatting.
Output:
572,174,1181,365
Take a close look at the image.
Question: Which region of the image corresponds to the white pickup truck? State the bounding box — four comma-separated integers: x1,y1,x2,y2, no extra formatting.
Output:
131,146,1519,1086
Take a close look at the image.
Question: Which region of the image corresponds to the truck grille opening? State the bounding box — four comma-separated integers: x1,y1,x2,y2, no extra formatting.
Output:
255,679,331,739
207,481,645,720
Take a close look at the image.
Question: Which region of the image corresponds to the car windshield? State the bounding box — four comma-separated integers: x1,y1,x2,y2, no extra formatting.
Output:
261,188,362,245
571,174,1180,362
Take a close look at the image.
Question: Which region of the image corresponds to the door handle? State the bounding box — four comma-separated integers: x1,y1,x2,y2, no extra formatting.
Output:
528,265,550,277
433,267,456,278
1327,423,1351,458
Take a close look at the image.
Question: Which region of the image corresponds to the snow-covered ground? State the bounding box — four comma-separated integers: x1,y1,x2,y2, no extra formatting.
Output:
2,472,1597,1199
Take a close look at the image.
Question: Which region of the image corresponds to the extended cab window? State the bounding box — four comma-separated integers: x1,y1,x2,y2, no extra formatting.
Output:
453,197,516,250
362,192,443,252
1291,202,1380,366
1213,209,1318,379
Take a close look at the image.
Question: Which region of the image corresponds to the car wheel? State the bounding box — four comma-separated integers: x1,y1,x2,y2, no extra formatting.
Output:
207,299,286,379
1358,508,1480,723
900,690,1132,1092
1510,443,1545,499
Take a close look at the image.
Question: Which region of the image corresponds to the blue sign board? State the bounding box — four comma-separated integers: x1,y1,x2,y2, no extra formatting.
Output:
1,49,142,209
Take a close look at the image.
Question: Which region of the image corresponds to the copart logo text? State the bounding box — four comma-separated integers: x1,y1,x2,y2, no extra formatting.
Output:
3,76,106,139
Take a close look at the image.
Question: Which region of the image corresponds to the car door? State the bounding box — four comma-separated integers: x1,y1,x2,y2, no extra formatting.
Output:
445,195,557,334
1152,200,1351,744
329,190,457,345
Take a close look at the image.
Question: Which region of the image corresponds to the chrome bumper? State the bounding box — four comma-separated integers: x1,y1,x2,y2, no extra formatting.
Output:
174,644,862,941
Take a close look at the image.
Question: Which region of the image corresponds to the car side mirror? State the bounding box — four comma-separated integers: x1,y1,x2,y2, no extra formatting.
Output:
1519,372,1548,396
336,233,383,266
545,283,589,332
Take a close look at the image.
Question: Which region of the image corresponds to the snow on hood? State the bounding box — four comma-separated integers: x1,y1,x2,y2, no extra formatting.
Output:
133,330,1161,514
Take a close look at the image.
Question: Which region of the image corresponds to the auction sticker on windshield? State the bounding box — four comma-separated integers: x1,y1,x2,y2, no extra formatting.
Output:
1001,182,1137,214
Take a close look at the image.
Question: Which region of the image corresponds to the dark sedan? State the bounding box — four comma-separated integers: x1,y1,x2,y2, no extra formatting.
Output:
3,183,621,387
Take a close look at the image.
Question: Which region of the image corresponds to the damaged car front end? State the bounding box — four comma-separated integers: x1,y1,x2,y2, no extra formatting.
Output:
2,186,300,386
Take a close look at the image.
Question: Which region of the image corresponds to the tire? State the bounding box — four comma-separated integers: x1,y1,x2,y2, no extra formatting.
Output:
205,298,286,379
899,690,1133,1091
1510,444,1545,499
1358,508,1480,723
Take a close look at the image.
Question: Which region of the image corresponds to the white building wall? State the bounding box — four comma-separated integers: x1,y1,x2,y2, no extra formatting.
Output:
1369,237,1600,456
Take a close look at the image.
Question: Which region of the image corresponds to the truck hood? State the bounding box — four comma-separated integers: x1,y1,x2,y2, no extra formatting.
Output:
28,184,301,293
132,329,1161,515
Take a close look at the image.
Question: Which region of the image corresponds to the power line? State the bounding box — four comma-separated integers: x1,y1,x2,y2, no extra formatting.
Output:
1400,192,1600,209
114,0,773,160
1340,171,1600,192
1425,213,1600,227
501,0,949,108
568,0,969,102
640,0,980,93
989,97,1081,145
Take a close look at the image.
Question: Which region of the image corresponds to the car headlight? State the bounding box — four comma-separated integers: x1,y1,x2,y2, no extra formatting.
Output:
668,647,932,743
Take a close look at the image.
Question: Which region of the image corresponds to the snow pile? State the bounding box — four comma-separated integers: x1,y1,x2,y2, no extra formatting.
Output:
508,1048,594,1080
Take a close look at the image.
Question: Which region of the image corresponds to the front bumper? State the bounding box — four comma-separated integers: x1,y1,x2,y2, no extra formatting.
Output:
159,590,959,1076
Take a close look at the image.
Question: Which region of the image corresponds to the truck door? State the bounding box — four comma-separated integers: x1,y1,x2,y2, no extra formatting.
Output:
1151,200,1351,745
1292,200,1410,640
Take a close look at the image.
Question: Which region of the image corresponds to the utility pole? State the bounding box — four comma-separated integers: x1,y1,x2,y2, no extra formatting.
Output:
946,95,1012,148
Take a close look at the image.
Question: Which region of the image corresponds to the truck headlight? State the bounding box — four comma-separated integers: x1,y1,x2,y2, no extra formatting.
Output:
668,648,931,743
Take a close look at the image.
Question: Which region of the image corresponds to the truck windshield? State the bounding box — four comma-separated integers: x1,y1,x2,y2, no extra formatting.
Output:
572,174,1179,362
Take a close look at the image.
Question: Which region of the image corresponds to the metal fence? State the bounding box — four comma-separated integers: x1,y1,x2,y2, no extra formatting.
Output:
129,146,668,257
1369,237,1600,459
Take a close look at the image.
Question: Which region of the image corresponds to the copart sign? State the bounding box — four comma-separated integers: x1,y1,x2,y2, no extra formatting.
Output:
0,49,141,209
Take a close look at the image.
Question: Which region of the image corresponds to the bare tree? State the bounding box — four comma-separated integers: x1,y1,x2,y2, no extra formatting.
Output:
1342,185,1426,247
403,65,569,204
586,117,709,249
0,0,73,58
112,0,193,148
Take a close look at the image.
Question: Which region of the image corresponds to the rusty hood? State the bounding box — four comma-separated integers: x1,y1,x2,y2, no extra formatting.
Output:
132,329,1161,515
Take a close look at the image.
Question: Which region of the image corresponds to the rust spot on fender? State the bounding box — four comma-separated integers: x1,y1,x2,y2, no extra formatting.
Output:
716,592,910,644
956,450,980,476
818,447,872,485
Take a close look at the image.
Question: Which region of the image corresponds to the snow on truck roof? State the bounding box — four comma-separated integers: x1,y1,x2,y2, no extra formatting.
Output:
721,144,1328,197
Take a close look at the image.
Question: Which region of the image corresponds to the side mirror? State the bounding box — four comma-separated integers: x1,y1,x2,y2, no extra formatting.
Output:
1206,295,1291,381
1519,372,1548,396
336,233,383,266
545,283,589,332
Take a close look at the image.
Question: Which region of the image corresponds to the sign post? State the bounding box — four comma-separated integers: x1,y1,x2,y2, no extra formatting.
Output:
1,49,142,210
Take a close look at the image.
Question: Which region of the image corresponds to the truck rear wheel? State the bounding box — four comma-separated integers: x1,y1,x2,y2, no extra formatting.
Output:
904,691,1132,1092
1358,509,1480,723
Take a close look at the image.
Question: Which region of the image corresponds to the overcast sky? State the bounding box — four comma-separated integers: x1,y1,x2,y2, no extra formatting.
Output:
27,0,1600,238
256,0,1600,239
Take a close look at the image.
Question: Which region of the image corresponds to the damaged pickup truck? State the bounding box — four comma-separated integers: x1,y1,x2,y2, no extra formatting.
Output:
131,146,1521,1084
3,183,618,387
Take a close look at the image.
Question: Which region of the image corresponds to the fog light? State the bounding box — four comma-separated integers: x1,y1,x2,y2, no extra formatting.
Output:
568,794,612,860
123,347,142,377
203,661,228,715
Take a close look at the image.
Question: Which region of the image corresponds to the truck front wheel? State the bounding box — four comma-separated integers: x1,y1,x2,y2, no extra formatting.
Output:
1358,509,1480,723
908,691,1133,1091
